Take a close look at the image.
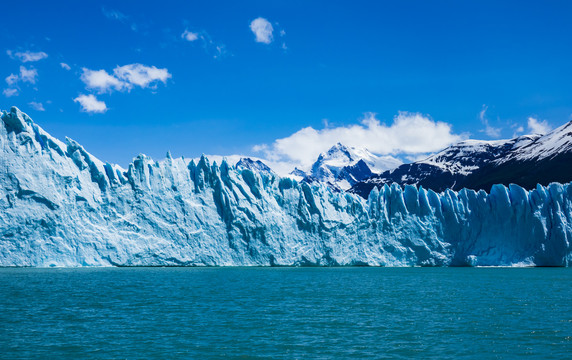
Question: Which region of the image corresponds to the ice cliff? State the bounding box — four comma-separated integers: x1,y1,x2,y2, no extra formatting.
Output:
1,107,571,267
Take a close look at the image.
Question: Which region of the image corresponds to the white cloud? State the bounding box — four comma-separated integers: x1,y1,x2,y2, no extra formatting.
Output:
484,124,501,138
254,112,465,171
182,30,228,59
74,94,107,113
102,8,127,21
28,101,45,111
60,62,71,70
7,50,48,62
479,105,501,138
19,66,38,84
81,68,125,93
80,64,171,93
527,117,551,134
181,30,199,42
250,17,274,44
102,7,138,31
279,29,287,49
3,66,38,95
3,88,18,97
5,73,18,86
114,64,171,89
478,105,487,122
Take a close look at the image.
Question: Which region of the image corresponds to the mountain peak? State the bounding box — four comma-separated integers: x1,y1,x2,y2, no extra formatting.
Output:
236,157,274,174
319,143,355,164
301,142,401,190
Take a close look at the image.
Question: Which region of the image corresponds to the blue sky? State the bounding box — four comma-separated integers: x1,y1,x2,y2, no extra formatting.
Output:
2,1,571,173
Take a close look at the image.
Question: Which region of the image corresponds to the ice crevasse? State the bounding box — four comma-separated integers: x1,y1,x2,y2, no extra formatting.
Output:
0,107,570,267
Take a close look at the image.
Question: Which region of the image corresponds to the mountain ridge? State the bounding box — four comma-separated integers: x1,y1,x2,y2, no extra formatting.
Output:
350,121,572,197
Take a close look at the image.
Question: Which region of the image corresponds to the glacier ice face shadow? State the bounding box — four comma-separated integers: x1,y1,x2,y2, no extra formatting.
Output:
1,107,571,267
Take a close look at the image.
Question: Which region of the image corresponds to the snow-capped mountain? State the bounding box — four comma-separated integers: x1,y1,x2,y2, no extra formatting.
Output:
236,157,274,174
1,107,572,267
351,121,572,198
293,143,402,190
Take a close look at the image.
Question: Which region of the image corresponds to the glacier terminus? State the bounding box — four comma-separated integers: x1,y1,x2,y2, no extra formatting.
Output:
1,107,571,267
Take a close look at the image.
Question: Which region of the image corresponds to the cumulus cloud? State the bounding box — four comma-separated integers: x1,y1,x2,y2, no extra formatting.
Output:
80,64,171,93
250,17,274,44
479,105,501,138
74,94,107,113
81,68,125,93
5,66,38,85
7,50,48,62
28,101,45,111
19,66,38,84
254,112,465,171
527,117,551,134
60,62,71,70
181,30,199,42
3,66,38,96
114,64,171,89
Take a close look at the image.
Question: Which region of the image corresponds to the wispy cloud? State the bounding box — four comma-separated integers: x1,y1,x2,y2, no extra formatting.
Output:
527,117,551,134
2,88,18,97
510,124,525,137
5,73,19,86
250,17,274,44
102,8,128,21
254,112,465,171
7,50,48,62
74,94,107,113
80,64,171,94
181,30,199,42
60,62,71,70
28,101,45,111
279,28,287,50
102,7,138,32
479,105,501,138
180,28,228,59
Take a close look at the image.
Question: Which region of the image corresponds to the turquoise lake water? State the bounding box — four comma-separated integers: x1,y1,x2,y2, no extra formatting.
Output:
1,267,571,359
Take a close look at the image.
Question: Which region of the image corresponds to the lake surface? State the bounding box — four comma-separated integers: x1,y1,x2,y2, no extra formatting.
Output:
1,267,571,359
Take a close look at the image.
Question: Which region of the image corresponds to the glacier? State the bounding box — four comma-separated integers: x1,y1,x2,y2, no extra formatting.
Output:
1,107,571,267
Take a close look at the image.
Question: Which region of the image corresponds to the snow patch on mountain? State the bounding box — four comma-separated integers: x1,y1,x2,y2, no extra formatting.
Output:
504,121,572,162
417,136,539,176
293,143,402,190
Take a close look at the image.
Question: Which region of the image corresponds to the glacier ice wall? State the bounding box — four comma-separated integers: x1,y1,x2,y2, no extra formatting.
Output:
1,107,571,267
